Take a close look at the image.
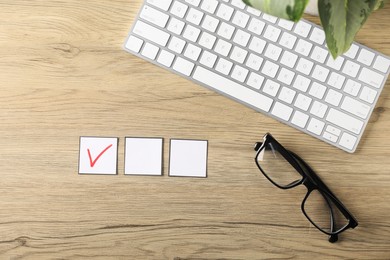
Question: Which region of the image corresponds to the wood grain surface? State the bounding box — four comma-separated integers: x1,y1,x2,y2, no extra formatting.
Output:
0,1,389,259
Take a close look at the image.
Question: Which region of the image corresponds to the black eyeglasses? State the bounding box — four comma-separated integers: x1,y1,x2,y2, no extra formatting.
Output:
254,133,358,243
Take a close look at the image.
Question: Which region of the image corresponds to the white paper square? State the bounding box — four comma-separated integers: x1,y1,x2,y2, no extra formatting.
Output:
125,137,163,176
79,137,118,175
169,139,208,178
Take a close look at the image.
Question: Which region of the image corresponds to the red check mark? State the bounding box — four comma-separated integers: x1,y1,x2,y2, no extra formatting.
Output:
87,144,113,167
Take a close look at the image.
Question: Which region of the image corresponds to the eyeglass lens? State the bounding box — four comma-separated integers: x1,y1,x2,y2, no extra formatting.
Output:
256,142,302,187
303,190,349,234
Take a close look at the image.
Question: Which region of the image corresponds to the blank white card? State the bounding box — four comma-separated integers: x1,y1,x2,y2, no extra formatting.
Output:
125,137,163,175
169,139,208,178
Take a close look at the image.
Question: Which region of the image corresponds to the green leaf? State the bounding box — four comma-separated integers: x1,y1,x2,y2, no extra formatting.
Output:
243,0,309,21
373,0,387,10
318,0,379,59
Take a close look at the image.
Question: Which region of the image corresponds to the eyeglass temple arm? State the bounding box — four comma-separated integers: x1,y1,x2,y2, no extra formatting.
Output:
323,194,339,243
254,142,262,151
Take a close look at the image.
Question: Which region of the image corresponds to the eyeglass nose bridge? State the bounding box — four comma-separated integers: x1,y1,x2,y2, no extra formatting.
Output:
254,142,263,151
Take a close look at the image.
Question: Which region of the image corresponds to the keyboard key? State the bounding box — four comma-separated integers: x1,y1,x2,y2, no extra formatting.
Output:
168,36,186,53
326,125,341,136
193,66,274,112
310,101,328,118
291,111,309,128
247,73,265,90
307,118,325,135
246,53,264,71
264,43,282,61
186,8,204,25
262,79,280,97
357,49,375,66
294,94,312,111
373,55,390,73
173,57,195,76
171,1,188,18
278,87,296,104
217,22,235,39
216,58,233,75
294,21,312,37
142,42,159,60
343,79,361,96
296,58,314,75
232,11,250,28
216,4,234,21
125,35,143,53
359,86,377,104
278,18,294,30
231,0,246,9
325,89,342,106
279,32,297,49
326,108,364,135
183,24,201,42
341,96,371,119
262,13,278,23
233,29,251,47
167,17,185,35
230,46,248,64
277,68,295,85
185,0,200,6
311,46,328,63
200,51,217,68
344,44,359,59
140,5,169,28
184,43,201,61
246,6,261,16
342,60,360,77
339,132,357,151
199,32,217,49
323,132,338,143
326,56,344,70
327,72,345,89
157,50,175,67
214,39,232,56
293,75,311,92
249,37,267,54
309,27,325,45
146,0,172,11
312,65,330,82
133,21,170,47
261,60,279,78
280,51,298,68
263,25,281,42
358,67,385,89
201,15,219,32
295,39,313,56
231,65,249,82
200,0,219,14
248,18,265,35
309,82,326,99
272,102,293,121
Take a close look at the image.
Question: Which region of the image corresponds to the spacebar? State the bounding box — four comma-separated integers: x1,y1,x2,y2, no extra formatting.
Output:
193,66,273,112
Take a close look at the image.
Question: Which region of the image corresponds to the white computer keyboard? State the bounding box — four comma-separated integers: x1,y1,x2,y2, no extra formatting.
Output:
124,0,390,153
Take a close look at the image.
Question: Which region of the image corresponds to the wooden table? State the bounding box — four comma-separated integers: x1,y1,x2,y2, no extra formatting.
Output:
1,1,389,259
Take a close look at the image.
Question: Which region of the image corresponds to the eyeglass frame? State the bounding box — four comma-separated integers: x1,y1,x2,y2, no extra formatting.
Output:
254,133,358,243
